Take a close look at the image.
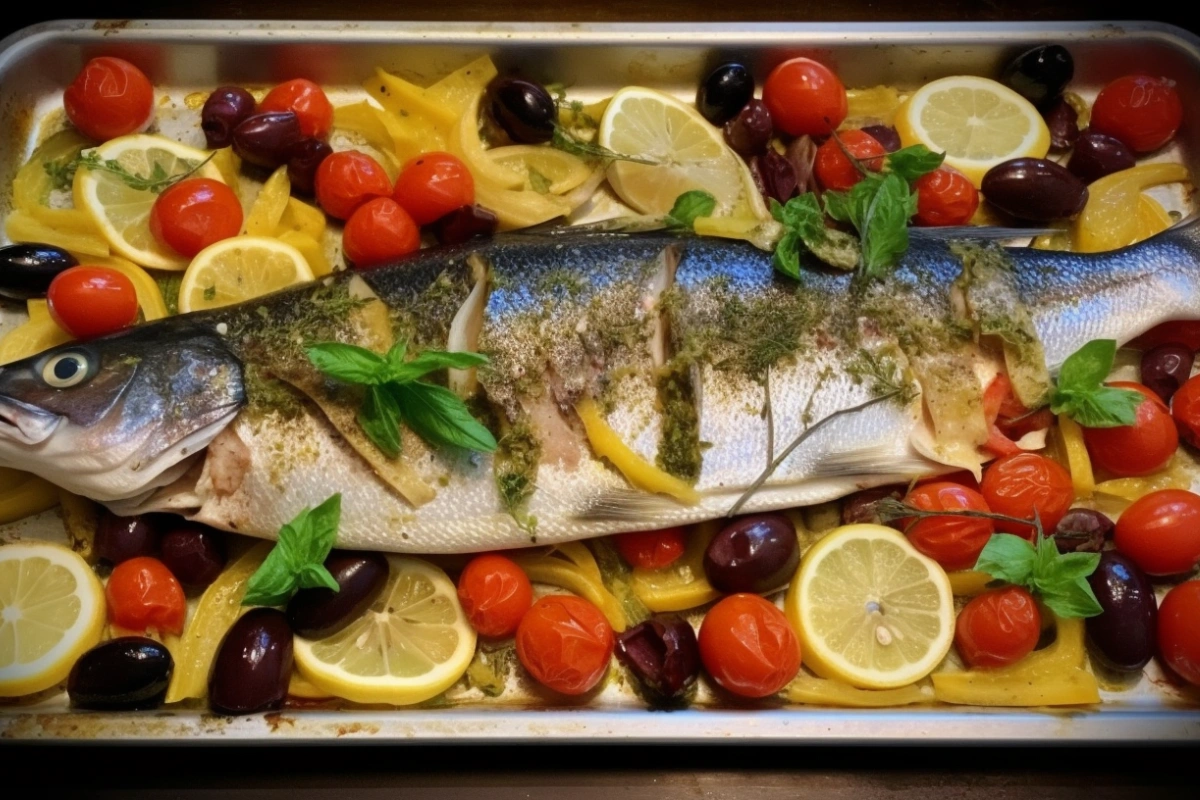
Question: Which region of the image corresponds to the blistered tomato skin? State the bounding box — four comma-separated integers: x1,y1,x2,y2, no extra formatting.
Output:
47,266,139,340
457,553,533,638
315,150,393,220
63,57,154,142
342,198,421,269
1114,489,1200,576
105,557,187,636
1083,382,1178,477
614,527,687,570
1171,374,1200,448
516,595,614,695
1090,75,1183,153
698,593,800,698
913,167,981,227
1158,581,1200,687
259,79,334,139
814,130,886,192
392,152,476,226
901,482,995,571
980,453,1074,539
954,586,1041,669
149,178,243,258
762,58,847,137
209,608,294,715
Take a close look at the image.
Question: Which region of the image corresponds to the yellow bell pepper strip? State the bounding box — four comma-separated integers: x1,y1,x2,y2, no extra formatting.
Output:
0,472,60,524
785,673,931,707
425,54,499,117
508,544,627,631
164,542,272,703
288,671,333,700
209,147,242,200
932,615,1101,706
277,196,327,242
947,570,993,597
1073,163,1190,253
5,210,111,257
243,165,291,236
842,86,903,127
1057,414,1095,499
1093,459,1192,502
576,397,700,504
630,521,721,612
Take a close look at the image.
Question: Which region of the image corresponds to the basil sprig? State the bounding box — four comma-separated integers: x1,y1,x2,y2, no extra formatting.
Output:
242,494,343,607
665,190,716,230
307,340,498,457
974,532,1104,619
1049,339,1144,427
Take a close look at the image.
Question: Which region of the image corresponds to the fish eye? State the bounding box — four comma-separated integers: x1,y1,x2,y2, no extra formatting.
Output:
41,352,91,389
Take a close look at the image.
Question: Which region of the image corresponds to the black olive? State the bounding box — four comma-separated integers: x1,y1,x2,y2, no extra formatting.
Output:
1052,508,1113,554
202,86,257,150
286,138,334,195
68,637,173,711
159,523,227,588
981,158,1088,222
485,77,556,145
723,99,773,158
750,149,797,206
232,111,304,169
841,484,907,526
1141,344,1194,403
95,512,161,565
703,513,799,594
287,550,389,639
859,124,902,154
432,204,499,246
1086,551,1157,671
615,617,701,703
1001,45,1074,108
0,244,78,300
1068,131,1136,185
1043,97,1079,152
208,608,294,715
697,63,755,126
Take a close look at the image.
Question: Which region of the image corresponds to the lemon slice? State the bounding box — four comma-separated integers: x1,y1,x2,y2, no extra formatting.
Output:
895,76,1050,186
0,542,105,697
178,236,314,313
75,134,224,270
599,86,766,219
785,524,954,690
293,556,476,705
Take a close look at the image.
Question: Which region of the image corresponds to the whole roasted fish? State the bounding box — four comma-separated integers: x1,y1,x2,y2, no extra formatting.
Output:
1,225,1196,553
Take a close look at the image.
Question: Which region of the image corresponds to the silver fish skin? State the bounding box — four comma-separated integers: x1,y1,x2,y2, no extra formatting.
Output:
2,221,1200,553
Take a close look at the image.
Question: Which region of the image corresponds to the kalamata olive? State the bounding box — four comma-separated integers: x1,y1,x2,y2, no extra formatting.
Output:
201,86,256,149
1043,97,1079,152
159,523,226,588
1052,508,1113,554
1000,44,1074,108
784,135,819,194
68,637,173,710
703,513,799,594
1141,344,1195,403
750,149,797,206
232,111,304,169
209,607,293,715
615,617,701,702
286,138,334,195
1067,131,1137,185
485,77,556,145
432,204,499,246
981,158,1088,222
723,99,773,158
697,63,755,126
95,512,160,565
859,124,901,154
287,550,389,639
1086,551,1157,671
841,484,907,526
0,244,78,300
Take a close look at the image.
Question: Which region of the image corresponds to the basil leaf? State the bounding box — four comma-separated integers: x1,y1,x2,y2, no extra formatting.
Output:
822,190,854,224
1066,387,1143,428
666,190,717,229
385,340,408,369
1057,339,1116,389
307,343,389,385
860,172,915,276
297,562,341,592
772,231,803,280
886,145,945,183
241,552,301,607
1038,549,1101,584
359,385,403,458
1038,578,1104,619
298,494,342,566
390,350,490,384
392,382,498,453
973,533,1037,585
242,494,343,606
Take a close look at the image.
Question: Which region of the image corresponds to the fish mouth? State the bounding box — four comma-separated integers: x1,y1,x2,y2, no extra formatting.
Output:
0,394,62,446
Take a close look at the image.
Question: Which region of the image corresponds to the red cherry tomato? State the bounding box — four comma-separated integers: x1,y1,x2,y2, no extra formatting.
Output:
148,178,243,258
613,527,687,570
1130,321,1200,352
258,78,334,140
105,556,186,636
901,482,994,571
913,167,980,227
1090,75,1183,153
314,150,392,220
516,595,614,695
1171,373,1200,448
813,130,886,192
342,197,421,269
47,266,139,340
63,57,154,141
457,553,533,638
1082,382,1178,477
1158,581,1200,686
980,453,1074,539
392,152,476,226
762,57,847,137
1114,489,1200,576
698,593,800,698
954,586,1041,669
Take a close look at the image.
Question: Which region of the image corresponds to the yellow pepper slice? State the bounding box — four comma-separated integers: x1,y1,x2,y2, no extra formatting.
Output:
785,673,932,707
0,472,60,524
278,231,331,278
631,521,722,612
209,147,242,200
487,145,593,195
5,210,110,257
364,68,453,151
932,616,1100,706
1073,163,1190,253
276,197,327,242
509,543,627,631
450,94,527,191
1056,414,1095,499
243,166,291,236
947,570,993,597
425,54,499,117
576,397,700,504
843,86,903,126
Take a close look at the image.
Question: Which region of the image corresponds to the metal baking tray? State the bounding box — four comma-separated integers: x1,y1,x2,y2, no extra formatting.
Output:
2,18,1200,744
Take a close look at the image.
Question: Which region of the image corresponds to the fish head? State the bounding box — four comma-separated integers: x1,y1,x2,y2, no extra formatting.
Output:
0,322,246,504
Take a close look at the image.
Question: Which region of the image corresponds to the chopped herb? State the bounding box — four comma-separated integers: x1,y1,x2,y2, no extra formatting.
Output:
494,418,541,535
43,157,79,192
72,149,217,194
550,126,659,166
528,167,552,194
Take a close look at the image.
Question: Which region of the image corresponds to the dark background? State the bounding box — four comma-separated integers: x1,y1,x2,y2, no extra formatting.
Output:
2,2,1197,795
